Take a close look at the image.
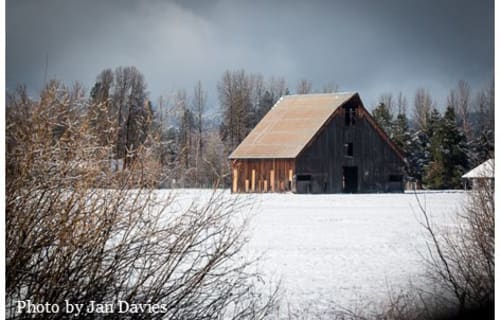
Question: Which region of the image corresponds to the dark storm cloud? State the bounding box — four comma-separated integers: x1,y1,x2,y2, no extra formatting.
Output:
6,0,493,108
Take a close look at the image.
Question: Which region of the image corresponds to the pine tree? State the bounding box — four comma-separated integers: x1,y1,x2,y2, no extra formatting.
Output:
424,107,468,189
406,129,431,184
392,112,411,153
255,90,274,122
372,102,393,137
467,130,494,167
426,108,441,138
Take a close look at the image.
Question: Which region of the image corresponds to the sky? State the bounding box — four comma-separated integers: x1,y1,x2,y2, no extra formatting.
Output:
6,0,494,110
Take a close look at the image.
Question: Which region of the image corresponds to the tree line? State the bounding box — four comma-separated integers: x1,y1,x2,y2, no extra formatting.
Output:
371,81,494,189
7,66,494,190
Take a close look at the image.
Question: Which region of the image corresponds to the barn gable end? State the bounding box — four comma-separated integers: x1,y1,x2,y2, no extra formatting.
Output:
229,92,406,193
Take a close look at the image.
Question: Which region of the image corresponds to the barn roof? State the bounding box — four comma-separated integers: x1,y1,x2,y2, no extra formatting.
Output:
462,159,494,179
229,92,356,159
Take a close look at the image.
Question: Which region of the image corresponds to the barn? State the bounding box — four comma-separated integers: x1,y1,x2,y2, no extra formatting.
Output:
228,92,406,193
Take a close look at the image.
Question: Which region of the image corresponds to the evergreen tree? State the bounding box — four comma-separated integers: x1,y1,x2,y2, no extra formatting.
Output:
424,107,468,189
466,80,494,167
255,90,274,122
467,130,494,167
372,102,393,137
406,129,431,184
392,112,411,153
425,108,442,138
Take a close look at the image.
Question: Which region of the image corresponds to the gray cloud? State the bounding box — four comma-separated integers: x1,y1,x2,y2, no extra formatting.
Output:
6,0,493,109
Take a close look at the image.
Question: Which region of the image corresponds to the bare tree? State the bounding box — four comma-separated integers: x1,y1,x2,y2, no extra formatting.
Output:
203,131,231,187
448,80,472,140
191,81,207,187
413,88,434,132
250,73,265,106
379,93,394,115
249,74,265,128
91,68,114,104
268,76,287,102
218,70,253,153
176,89,194,176
322,82,339,93
296,78,312,94
473,79,494,135
396,92,408,115
89,67,151,169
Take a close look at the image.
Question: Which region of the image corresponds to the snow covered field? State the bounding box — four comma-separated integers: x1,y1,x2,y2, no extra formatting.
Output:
163,190,466,312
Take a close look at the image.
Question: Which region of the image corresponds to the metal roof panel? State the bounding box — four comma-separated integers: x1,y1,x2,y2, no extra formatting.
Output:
229,92,356,159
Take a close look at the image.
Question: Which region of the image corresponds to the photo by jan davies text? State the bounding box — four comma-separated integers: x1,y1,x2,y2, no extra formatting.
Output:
15,300,169,316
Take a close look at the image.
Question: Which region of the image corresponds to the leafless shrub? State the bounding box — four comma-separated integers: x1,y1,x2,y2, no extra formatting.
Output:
6,82,278,319
416,180,494,316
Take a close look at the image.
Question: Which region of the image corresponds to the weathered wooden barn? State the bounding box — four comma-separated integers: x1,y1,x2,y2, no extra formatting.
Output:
228,92,406,193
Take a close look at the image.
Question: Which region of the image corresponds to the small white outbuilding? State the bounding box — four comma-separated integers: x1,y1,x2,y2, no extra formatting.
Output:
462,159,494,189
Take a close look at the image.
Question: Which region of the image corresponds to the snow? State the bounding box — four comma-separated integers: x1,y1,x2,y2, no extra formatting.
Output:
160,189,466,312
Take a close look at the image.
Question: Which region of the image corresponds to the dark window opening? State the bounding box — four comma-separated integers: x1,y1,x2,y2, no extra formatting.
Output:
344,143,353,157
296,174,312,181
345,107,356,126
389,174,403,182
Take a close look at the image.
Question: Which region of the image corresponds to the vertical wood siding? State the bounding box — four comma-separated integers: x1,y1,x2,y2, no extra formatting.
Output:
295,98,405,193
231,158,295,193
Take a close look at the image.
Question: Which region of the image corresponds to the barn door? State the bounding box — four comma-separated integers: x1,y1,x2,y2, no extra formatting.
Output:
343,166,358,193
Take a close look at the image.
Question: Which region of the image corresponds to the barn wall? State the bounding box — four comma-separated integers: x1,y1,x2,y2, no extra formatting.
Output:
295,98,405,193
231,158,295,193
